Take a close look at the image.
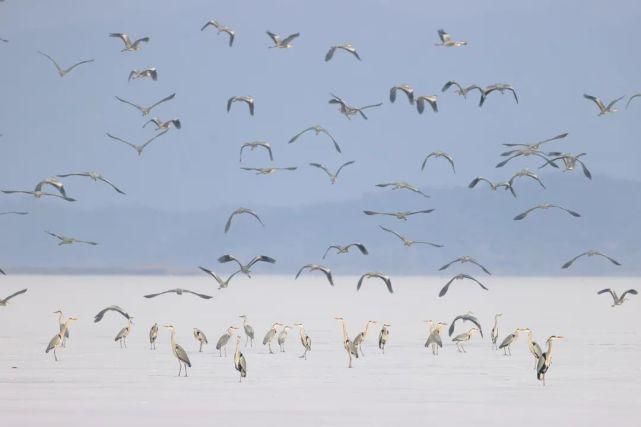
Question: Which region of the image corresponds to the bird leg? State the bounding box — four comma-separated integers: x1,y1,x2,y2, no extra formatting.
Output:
54,348,58,362
268,342,273,354
218,349,222,357
224,346,227,357
178,361,182,377
245,336,249,347
199,342,203,352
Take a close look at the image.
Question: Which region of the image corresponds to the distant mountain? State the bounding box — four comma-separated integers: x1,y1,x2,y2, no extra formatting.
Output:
1,174,639,276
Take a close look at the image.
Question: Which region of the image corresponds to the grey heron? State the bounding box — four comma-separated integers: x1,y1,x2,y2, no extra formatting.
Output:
513,204,581,221
218,254,276,278
353,320,377,356
143,118,181,132
109,33,149,52
416,95,438,114
308,161,355,184
54,310,70,347
425,322,447,355
421,151,455,173
537,336,565,385
507,169,546,194
561,250,621,269
115,318,134,348
328,93,382,120
239,315,255,347
294,323,311,359
452,327,479,353
539,152,592,179
597,288,637,306
46,316,77,361
335,317,358,367
56,172,125,195
164,325,191,377
216,326,239,357
263,323,283,354
45,231,97,246
115,93,176,116
583,94,624,115
375,181,430,198
323,243,368,259
240,166,297,175
240,141,273,162
498,328,528,356
526,329,543,369
128,67,157,82
363,209,435,221
225,208,264,233
288,125,341,153
467,177,515,197
439,256,491,275
434,29,467,47
480,84,518,106
490,314,502,349
94,305,131,323
439,274,488,297
198,267,240,289
37,51,94,77
0,288,27,306
2,189,75,202
378,324,391,353
35,177,68,198
277,325,292,352
496,147,555,169
357,272,393,294
441,81,482,99
389,85,414,104
378,225,443,248
227,96,254,115
448,313,483,338
201,20,235,47
144,289,213,299
233,336,247,382
325,44,361,61
266,31,300,48
295,264,334,286
193,328,208,352
106,130,169,156
500,133,568,156
149,323,158,350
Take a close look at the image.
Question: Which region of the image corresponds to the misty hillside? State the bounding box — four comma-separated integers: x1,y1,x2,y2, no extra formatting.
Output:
1,173,639,276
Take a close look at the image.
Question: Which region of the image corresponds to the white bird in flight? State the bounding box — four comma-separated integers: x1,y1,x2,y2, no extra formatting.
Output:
308,161,355,184
109,33,150,52
56,172,125,195
37,51,94,77
115,93,176,116
106,130,168,156
289,125,341,153
325,44,361,61
266,31,300,48
434,29,467,47
201,20,235,47
584,94,624,115
45,231,98,246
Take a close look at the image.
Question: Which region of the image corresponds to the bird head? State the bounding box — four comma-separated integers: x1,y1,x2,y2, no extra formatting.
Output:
294,322,304,328
239,315,247,319
53,310,63,315
163,325,175,331
334,317,344,321
548,335,565,342
68,317,78,323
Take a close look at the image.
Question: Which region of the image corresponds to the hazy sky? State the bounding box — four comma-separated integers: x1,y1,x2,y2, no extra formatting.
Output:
1,0,640,212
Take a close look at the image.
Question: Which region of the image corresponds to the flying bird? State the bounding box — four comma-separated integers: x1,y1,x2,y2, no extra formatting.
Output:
626,93,641,109
240,141,273,162
34,177,69,198
0,288,27,306
597,288,637,307
378,226,443,248
323,243,368,259
266,31,300,48
288,125,341,153
500,133,568,155
441,81,482,99
363,209,434,221
143,118,181,132
128,67,157,82
539,152,591,179
115,93,176,116
144,289,213,299
357,273,393,294
198,267,240,289
106,130,168,156
468,177,515,197
218,254,276,278
2,189,75,202
308,161,355,184
480,84,518,106
37,51,94,77
225,208,264,233
438,274,488,297
583,94,624,115
295,264,334,286
415,95,438,114
421,151,455,173
56,172,125,195
439,256,491,275
227,96,254,115
325,44,360,61
201,20,235,47
375,181,430,198
389,85,414,104
513,204,581,221
508,169,545,192
45,231,97,246
434,29,467,47
241,167,297,175
561,250,621,269
94,305,131,323
109,33,149,52
448,313,483,338
329,93,382,120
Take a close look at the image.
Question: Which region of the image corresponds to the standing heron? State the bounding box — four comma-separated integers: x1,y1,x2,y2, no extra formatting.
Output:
526,329,543,370
115,318,134,348
352,320,378,356
378,324,391,353
490,314,502,349
239,315,255,347
263,323,283,354
452,327,479,353
537,336,565,385
277,325,292,352
216,326,239,357
149,323,158,350
164,325,191,377
597,288,638,307
294,323,311,359
498,328,528,356
233,336,247,382
54,310,70,347
46,316,77,361
335,317,358,368
425,322,447,355
193,328,208,352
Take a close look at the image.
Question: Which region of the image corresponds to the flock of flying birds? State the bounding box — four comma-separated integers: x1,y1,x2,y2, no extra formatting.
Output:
1,19,638,386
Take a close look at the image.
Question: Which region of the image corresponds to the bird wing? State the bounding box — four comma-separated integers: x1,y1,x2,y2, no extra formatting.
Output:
561,252,587,269
462,274,488,290
349,243,368,255
282,33,300,45
3,288,27,302
175,344,191,366
148,93,176,111
318,128,341,153
626,93,641,109
266,31,281,44
218,254,244,270
325,46,336,62
379,225,404,241
56,172,89,178
115,96,144,112
109,33,131,47
470,259,492,275
606,96,625,110
439,277,457,297
575,158,592,179
438,258,458,271
507,87,519,104
106,132,137,150
198,266,224,286
356,274,366,291
144,290,177,298
320,266,334,286
441,80,463,93
597,288,617,303
200,21,217,31
463,315,483,337
295,264,311,279
288,127,314,144
583,94,605,111
76,239,98,246
63,59,94,74
94,305,130,323
335,160,355,176
247,255,276,268
45,231,65,240
183,290,213,299
437,29,450,43
140,130,169,151
0,267,4,275
97,176,126,194
468,177,490,188
621,289,638,299
37,51,62,74
448,318,460,336
322,246,339,259
360,102,383,111
414,240,443,248
309,163,332,178
595,252,621,266
513,206,538,221
551,205,581,217
407,209,435,216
